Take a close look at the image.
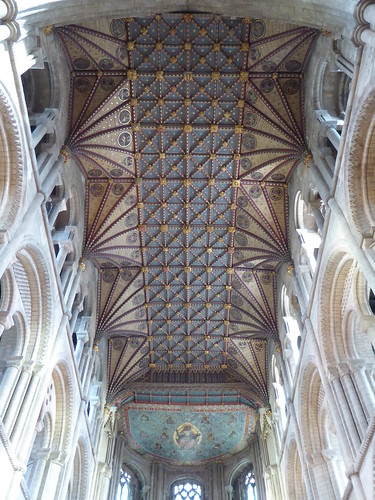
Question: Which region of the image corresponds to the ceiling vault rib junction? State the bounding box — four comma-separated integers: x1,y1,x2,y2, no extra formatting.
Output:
56,13,318,464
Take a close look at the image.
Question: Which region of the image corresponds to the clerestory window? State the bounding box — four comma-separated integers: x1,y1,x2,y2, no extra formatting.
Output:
173,481,202,500
116,468,131,500
245,470,257,500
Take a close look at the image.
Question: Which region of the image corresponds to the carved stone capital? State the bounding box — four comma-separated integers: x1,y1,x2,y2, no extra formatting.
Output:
337,362,350,377
326,364,339,381
347,358,367,373
6,355,23,368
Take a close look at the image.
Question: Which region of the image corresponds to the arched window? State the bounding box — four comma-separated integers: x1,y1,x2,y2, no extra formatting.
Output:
244,469,257,500
294,191,321,274
272,355,287,431
172,481,202,500
116,468,131,500
230,464,258,500
281,286,301,371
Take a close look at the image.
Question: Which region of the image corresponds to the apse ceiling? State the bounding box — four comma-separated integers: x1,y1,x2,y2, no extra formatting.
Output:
57,13,318,462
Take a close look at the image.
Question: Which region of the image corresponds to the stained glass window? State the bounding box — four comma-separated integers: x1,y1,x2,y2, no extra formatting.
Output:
116,468,131,500
245,470,257,500
173,482,202,500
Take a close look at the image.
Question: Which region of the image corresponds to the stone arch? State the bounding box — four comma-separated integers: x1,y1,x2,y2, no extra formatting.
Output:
318,250,353,367
14,244,52,364
24,378,56,493
114,462,146,500
346,84,375,237
298,361,323,455
285,438,307,499
319,248,375,367
51,360,75,460
298,360,346,497
228,458,254,486
1,311,28,359
0,266,16,313
68,437,89,500
0,83,25,241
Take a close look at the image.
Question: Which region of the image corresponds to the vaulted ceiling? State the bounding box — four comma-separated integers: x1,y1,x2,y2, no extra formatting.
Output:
57,14,318,464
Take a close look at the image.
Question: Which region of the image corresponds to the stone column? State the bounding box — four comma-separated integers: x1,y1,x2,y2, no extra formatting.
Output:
348,358,375,421
3,361,33,436
60,261,73,291
39,454,65,500
48,198,66,228
307,453,336,499
225,485,233,500
66,263,84,312
42,155,65,196
297,264,312,303
30,109,57,148
0,355,22,420
350,471,367,500
306,318,354,467
11,368,41,451
338,362,368,439
69,304,82,334
328,366,361,455
325,127,341,152
55,241,73,274
289,268,307,315
308,160,330,202
288,402,314,499
29,448,51,500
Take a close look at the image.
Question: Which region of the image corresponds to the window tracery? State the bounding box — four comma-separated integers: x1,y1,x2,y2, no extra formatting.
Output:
116,468,131,500
172,481,202,500
244,470,257,500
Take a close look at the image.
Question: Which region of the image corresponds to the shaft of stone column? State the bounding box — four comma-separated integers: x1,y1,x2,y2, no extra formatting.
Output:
3,368,32,435
42,156,64,196
305,318,354,465
351,473,367,500
326,127,341,151
66,266,83,312
290,272,307,315
31,123,48,148
0,361,22,419
30,452,50,500
308,160,330,202
311,205,325,233
339,368,367,439
349,359,375,420
288,402,314,499
12,372,41,456
55,245,69,274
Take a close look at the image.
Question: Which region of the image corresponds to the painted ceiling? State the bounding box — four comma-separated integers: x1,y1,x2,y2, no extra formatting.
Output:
121,404,255,464
57,13,318,462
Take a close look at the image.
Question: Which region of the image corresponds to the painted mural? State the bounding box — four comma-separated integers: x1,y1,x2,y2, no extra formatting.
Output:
123,404,255,464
